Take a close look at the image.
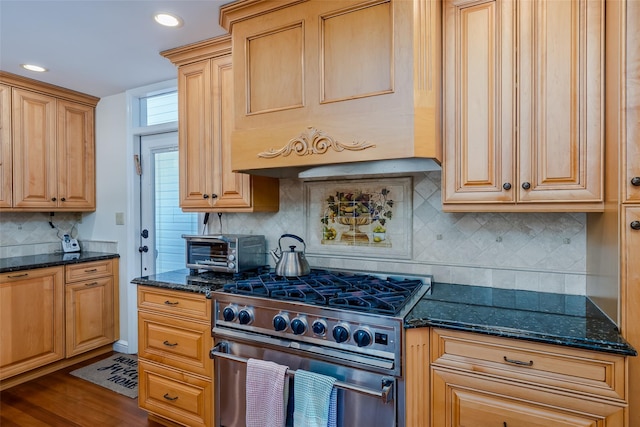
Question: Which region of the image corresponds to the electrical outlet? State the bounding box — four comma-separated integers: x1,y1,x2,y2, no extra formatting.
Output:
115,212,125,225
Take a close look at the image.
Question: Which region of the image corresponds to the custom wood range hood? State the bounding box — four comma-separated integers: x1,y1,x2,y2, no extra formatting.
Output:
219,0,442,178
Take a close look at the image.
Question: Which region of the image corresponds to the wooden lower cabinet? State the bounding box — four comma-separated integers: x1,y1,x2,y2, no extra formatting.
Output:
0,258,119,389
405,328,629,426
138,360,212,427
137,286,213,427
0,266,65,379
432,367,624,427
65,259,118,357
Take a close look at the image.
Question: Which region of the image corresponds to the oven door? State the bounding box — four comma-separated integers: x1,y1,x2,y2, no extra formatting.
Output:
211,329,398,427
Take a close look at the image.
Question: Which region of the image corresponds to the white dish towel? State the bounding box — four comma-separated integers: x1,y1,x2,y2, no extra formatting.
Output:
246,358,289,427
293,369,337,427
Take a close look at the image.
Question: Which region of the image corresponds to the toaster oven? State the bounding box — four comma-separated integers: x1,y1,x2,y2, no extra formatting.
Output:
183,234,266,274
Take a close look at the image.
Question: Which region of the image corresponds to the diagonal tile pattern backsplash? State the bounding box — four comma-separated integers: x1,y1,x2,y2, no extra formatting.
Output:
0,172,587,294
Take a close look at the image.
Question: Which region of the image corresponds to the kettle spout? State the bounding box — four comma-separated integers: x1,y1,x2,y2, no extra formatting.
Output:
269,249,280,263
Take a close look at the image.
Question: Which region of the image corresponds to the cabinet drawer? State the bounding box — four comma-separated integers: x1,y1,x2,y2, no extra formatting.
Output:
138,311,212,377
65,260,113,282
431,329,626,401
138,286,210,321
139,360,212,427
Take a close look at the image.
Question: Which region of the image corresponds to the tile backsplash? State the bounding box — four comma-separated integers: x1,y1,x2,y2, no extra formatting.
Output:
0,172,587,294
0,212,118,257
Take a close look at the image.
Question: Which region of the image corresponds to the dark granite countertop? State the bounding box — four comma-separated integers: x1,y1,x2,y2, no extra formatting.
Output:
405,283,637,356
131,269,238,298
131,270,636,357
0,251,120,273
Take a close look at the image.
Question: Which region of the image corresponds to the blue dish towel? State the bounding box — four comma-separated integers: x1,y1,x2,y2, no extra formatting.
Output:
293,370,337,427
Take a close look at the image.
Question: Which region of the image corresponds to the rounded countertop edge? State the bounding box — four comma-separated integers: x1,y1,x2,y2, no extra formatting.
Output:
405,319,638,357
0,252,120,273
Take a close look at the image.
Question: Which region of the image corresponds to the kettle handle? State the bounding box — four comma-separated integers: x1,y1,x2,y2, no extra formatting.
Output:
278,234,306,252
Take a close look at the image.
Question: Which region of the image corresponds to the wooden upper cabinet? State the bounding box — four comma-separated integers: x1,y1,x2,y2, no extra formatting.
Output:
442,0,515,205
625,7,640,204
0,71,98,212
219,0,442,173
443,0,604,212
56,100,95,210
162,35,279,212
0,84,11,208
11,88,58,210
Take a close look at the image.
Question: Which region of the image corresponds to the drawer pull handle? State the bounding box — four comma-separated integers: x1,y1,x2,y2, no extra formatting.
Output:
163,340,178,347
164,300,179,306
503,356,533,366
7,273,28,278
163,393,178,401
84,282,99,287
84,268,98,273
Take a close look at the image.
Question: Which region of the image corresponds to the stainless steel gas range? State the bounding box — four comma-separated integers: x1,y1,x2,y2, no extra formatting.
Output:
210,269,432,427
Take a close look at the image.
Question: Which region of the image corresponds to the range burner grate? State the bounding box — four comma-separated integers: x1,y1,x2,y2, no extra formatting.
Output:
222,270,425,315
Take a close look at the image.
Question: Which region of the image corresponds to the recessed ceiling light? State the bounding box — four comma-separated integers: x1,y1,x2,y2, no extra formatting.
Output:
154,13,183,27
21,64,48,72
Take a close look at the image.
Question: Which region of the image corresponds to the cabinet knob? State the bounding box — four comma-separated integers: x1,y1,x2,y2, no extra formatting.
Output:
203,194,209,199
60,197,66,202
212,194,218,199
521,182,531,190
631,221,640,231
51,197,57,202
631,177,640,186
503,183,512,190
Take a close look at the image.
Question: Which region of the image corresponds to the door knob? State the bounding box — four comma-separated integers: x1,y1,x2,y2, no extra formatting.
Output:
138,245,149,253
141,229,149,238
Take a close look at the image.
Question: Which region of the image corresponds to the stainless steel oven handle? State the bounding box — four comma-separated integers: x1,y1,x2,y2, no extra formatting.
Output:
210,343,394,404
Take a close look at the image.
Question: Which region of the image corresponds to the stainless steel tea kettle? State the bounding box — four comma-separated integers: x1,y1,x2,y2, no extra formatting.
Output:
270,234,311,277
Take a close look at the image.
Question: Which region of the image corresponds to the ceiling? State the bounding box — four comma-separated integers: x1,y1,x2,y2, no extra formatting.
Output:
0,0,229,99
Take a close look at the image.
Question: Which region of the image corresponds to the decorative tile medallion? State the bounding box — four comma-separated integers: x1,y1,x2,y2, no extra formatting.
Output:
304,177,412,259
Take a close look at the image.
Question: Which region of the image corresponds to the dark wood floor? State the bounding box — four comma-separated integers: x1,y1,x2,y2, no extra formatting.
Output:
0,352,163,427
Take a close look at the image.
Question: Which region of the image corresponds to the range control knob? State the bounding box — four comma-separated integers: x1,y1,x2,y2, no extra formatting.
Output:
291,317,307,335
222,305,237,322
333,324,350,343
237,308,254,325
228,254,236,261
353,329,373,347
312,319,327,336
273,313,289,332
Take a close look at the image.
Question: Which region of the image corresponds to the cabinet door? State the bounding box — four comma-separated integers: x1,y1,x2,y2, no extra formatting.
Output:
210,54,252,209
57,100,95,211
0,84,11,208
12,88,57,209
432,367,624,427
443,0,516,205
65,276,115,357
623,206,640,425
178,60,213,210
518,0,603,203
624,1,640,204
0,267,64,379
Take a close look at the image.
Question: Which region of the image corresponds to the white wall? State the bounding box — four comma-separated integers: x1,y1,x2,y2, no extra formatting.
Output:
77,92,137,354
